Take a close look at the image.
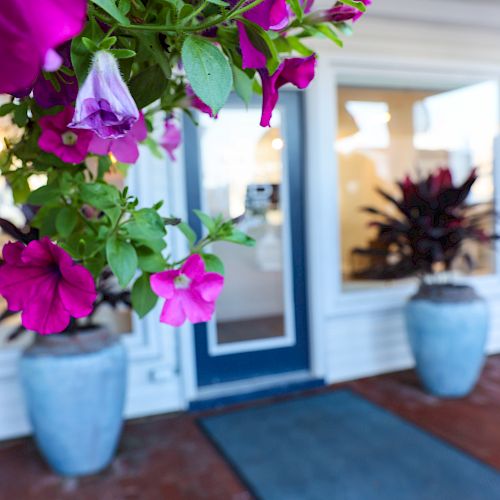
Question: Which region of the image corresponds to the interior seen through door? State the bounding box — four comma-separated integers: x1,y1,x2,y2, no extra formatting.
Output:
198,109,288,345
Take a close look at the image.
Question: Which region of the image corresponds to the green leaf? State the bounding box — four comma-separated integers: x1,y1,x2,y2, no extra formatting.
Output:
91,0,131,25
129,65,168,109
84,253,106,279
71,40,92,84
287,36,314,56
80,182,120,210
97,155,112,179
98,36,117,50
131,273,158,318
201,253,225,275
82,37,99,52
27,184,61,205
287,0,303,21
0,103,15,117
106,235,138,287
136,33,172,80
56,208,78,237
29,206,59,236
118,0,131,15
13,102,29,127
223,228,256,246
338,0,366,12
177,222,197,247
207,0,229,5
10,175,30,204
312,25,343,47
232,65,253,106
194,209,216,233
182,36,233,115
109,49,136,59
137,247,166,273
126,208,166,244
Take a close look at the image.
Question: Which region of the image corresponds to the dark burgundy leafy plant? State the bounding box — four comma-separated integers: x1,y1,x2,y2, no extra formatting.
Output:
352,167,497,280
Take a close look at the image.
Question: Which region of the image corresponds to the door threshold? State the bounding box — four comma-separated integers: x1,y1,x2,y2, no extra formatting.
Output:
189,371,325,411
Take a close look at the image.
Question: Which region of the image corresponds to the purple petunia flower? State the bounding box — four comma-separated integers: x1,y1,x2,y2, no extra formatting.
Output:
88,113,148,164
258,55,316,127
160,118,182,161
38,105,93,164
0,0,86,95
0,238,96,335
70,51,139,139
150,254,224,327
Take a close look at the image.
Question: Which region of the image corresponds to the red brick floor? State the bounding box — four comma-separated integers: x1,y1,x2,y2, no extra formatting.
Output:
2,356,500,500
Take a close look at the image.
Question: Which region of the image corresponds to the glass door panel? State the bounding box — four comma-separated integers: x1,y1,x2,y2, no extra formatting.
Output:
184,93,309,387
197,109,290,347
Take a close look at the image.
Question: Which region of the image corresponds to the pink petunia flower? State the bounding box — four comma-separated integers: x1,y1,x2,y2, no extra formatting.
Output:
258,55,316,127
0,0,87,95
150,254,224,327
88,113,148,164
159,118,182,161
38,105,93,164
0,238,97,335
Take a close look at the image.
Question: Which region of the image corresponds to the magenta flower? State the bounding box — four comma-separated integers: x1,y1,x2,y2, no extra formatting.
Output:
88,113,148,164
160,119,182,161
237,0,290,69
150,254,224,327
0,238,97,334
353,0,372,21
259,55,316,127
0,0,86,95
39,106,93,164
70,51,139,139
321,0,371,23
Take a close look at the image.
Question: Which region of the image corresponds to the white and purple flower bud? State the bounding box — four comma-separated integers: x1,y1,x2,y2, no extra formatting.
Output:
69,51,139,139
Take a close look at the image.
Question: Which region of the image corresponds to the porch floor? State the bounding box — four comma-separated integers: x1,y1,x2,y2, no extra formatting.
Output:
1,356,500,500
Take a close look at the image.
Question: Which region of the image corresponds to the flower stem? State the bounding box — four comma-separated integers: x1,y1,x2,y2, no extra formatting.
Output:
183,0,210,25
119,0,266,33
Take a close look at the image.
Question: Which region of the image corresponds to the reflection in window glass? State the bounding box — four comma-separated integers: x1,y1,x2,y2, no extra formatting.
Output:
337,83,499,289
198,109,288,344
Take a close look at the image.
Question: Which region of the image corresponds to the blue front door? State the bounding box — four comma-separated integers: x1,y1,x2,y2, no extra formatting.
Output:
184,92,309,387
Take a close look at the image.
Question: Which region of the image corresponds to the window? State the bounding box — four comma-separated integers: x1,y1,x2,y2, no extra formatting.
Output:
337,82,499,289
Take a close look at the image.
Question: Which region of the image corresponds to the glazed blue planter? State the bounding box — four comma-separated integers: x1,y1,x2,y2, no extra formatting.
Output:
20,328,127,477
404,284,489,398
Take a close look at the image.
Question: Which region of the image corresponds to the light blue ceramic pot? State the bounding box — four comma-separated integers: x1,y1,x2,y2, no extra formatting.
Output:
404,284,489,398
20,328,127,477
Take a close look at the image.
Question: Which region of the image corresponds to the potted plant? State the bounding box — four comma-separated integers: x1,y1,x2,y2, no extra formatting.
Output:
353,168,497,397
0,0,370,478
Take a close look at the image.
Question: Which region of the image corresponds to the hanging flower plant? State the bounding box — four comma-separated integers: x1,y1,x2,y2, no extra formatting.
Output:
0,0,369,336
